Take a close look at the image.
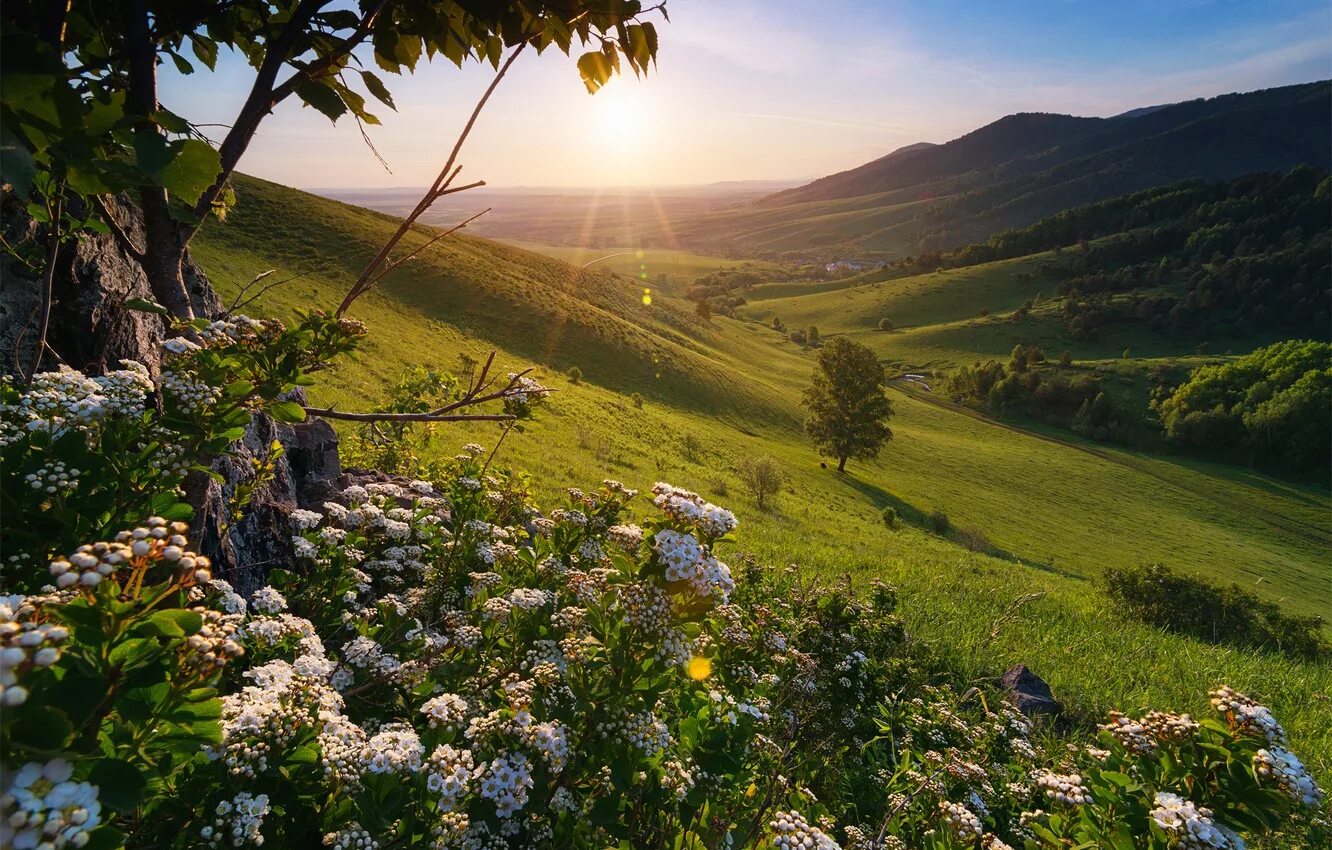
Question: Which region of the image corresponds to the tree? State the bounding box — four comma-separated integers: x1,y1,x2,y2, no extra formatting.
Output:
807,325,820,345
1,1,664,328
878,318,894,331
802,337,894,472
695,298,712,322
735,455,784,510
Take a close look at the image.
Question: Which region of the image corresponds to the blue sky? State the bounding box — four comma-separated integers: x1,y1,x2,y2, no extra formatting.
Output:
160,0,1332,189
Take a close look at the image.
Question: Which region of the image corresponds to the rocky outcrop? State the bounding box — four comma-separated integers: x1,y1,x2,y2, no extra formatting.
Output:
0,194,342,594
187,388,343,596
0,194,217,378
1000,664,1061,717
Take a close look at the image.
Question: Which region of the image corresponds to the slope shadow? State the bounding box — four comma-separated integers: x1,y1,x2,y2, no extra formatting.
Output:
832,471,1086,581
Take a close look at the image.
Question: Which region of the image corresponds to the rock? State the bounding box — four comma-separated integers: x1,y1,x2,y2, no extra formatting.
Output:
0,194,218,378
0,194,342,596
188,388,344,596
1000,664,1061,717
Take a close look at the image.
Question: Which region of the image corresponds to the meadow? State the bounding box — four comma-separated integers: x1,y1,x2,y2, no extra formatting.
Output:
193,175,1332,779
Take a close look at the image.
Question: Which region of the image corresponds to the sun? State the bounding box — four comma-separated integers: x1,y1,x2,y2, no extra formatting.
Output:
592,81,650,149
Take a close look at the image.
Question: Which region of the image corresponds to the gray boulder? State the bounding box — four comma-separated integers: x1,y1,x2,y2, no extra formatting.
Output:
1000,664,1061,717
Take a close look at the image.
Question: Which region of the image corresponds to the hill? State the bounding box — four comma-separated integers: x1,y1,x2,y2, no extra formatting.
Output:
645,81,1331,258
191,175,1332,775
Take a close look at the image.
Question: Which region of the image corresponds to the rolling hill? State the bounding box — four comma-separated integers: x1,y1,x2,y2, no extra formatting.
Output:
642,81,1332,257
191,175,1332,775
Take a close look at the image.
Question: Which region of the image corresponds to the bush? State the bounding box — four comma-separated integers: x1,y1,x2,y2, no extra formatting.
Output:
880,506,898,529
735,455,785,510
630,392,645,409
956,524,993,553
878,318,894,331
1,355,1324,849
1059,350,1073,367
928,509,951,534
566,365,583,384
1104,563,1330,659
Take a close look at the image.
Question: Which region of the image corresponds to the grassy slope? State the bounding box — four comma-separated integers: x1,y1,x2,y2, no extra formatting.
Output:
192,175,1332,777
495,241,779,298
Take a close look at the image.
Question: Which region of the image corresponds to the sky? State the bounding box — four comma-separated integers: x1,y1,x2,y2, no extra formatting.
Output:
160,0,1332,190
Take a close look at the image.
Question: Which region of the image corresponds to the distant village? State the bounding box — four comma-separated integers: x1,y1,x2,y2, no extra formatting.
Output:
824,259,885,273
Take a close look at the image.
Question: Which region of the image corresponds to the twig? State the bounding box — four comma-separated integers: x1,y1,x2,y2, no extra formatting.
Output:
336,42,528,316
301,409,516,423
92,195,145,262
23,194,63,385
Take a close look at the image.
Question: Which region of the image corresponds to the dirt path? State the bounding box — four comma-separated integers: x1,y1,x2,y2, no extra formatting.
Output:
891,384,1332,548
582,251,634,268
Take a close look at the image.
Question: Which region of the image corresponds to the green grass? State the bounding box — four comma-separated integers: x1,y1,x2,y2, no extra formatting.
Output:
495,241,778,298
193,175,1332,780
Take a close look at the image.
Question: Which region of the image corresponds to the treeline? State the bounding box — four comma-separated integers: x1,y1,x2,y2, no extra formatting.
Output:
943,345,1125,441
1153,340,1330,473
685,266,776,317
881,168,1332,340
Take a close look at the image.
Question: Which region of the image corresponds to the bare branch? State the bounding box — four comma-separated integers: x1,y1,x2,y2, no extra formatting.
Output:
379,208,491,275
301,408,516,424
336,43,528,317
92,195,146,262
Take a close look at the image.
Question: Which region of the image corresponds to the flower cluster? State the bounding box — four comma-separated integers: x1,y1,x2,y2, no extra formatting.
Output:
0,759,102,849
0,595,69,706
1149,792,1244,850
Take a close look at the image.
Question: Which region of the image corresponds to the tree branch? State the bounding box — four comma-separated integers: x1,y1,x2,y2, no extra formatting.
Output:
92,195,146,262
336,42,528,317
183,0,339,237
301,408,516,424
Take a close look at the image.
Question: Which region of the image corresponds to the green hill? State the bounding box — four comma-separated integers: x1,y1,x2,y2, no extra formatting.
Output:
192,175,1332,776
642,81,1332,258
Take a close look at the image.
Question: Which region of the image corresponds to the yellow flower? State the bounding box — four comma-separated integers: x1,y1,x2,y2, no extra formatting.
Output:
745,782,758,799
686,656,712,680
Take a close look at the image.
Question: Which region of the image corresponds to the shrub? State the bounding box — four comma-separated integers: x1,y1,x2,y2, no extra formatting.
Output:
880,506,898,529
1,360,1324,849
788,329,807,345
928,509,951,534
735,455,785,510
630,392,645,409
878,318,894,331
680,432,705,463
1059,350,1074,367
566,366,583,384
956,524,993,553
1104,563,1330,659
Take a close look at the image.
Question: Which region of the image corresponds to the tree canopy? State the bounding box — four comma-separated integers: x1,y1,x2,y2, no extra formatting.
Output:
1154,340,1331,473
1,0,665,319
802,337,894,472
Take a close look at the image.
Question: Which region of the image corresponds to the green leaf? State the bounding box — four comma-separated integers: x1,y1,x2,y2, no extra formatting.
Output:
267,399,307,423
0,129,36,196
88,759,147,812
296,80,348,122
359,70,396,110
123,297,168,316
81,826,126,850
133,608,203,638
10,705,75,751
188,33,218,70
577,52,613,94
156,139,221,205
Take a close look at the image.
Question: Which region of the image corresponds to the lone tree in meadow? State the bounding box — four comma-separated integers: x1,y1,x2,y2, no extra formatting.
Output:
802,337,894,472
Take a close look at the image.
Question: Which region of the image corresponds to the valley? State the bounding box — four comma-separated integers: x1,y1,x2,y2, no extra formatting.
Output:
193,172,1332,775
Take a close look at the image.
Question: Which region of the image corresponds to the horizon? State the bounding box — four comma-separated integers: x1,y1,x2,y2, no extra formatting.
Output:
160,0,1332,191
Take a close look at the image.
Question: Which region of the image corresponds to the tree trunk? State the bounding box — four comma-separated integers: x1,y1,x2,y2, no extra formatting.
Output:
139,187,194,320
837,456,847,472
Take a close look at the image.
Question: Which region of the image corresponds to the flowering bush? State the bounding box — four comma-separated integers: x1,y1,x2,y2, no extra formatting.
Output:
1,331,1325,849
4,451,1326,848
1,311,366,588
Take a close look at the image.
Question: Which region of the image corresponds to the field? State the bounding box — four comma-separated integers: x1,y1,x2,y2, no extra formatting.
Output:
193,175,1332,778
494,241,780,297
